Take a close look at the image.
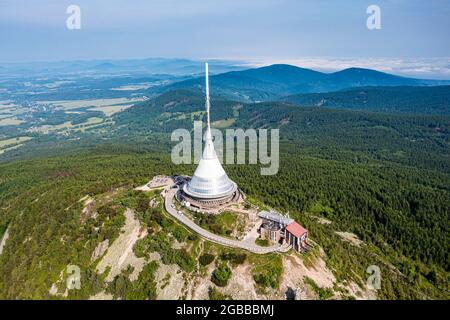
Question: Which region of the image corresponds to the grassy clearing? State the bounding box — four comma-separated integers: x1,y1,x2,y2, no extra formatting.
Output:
28,121,74,133
0,102,20,117
255,238,270,247
0,144,25,155
0,118,25,126
214,211,237,231
0,137,33,155
249,254,283,290
111,84,153,91
212,118,236,128
192,211,237,237
87,105,133,117
37,97,145,110
0,137,32,148
28,117,106,134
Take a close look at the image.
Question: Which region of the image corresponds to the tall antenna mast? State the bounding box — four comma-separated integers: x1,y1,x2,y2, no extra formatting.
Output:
205,62,211,137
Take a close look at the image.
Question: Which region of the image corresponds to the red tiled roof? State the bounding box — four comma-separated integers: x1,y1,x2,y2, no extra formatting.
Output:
286,222,307,238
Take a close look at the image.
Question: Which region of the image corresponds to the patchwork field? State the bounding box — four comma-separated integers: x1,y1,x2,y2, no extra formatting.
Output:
27,117,106,134
36,97,146,110
111,84,153,91
87,104,134,117
0,118,25,126
212,118,236,128
0,144,25,155
0,136,32,148
0,137,33,154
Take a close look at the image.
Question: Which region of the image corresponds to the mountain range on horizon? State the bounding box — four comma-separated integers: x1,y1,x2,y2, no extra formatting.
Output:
2,57,449,82
2,57,450,103
155,63,450,102
0,58,248,76
1,58,449,116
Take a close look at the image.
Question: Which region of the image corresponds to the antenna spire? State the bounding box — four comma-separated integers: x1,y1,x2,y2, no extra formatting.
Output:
205,63,212,140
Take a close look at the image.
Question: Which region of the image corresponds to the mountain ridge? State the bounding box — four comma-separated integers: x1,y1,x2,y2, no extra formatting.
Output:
281,85,450,115
155,64,449,102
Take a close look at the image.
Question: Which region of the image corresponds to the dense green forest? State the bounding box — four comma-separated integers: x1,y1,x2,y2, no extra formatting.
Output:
282,86,450,115
111,89,450,172
0,88,449,299
0,147,448,299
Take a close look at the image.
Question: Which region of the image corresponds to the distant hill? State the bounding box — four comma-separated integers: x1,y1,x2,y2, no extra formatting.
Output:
0,58,246,76
282,86,450,115
91,62,117,70
113,89,238,133
157,64,449,102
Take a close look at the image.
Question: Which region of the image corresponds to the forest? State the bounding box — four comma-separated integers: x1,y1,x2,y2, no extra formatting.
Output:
282,85,450,115
0,88,448,299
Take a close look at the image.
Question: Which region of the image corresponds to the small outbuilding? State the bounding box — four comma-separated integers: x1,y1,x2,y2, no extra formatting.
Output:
258,211,309,252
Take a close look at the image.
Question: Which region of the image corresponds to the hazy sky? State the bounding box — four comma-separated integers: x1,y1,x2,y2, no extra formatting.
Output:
1,0,449,77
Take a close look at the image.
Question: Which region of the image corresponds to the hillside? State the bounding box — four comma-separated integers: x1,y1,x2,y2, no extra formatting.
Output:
0,89,449,300
155,64,449,102
0,146,449,300
111,90,450,170
282,86,450,115
113,89,237,134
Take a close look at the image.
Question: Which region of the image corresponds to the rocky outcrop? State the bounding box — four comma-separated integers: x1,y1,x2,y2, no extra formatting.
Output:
91,239,109,262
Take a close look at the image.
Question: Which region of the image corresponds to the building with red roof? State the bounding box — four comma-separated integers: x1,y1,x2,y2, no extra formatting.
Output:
258,211,309,252
286,222,307,238
286,221,308,252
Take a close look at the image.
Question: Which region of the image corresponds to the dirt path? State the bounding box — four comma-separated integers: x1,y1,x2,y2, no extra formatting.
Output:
96,208,147,281
0,226,10,255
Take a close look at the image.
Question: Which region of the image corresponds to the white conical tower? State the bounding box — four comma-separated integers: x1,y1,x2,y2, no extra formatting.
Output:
183,63,237,199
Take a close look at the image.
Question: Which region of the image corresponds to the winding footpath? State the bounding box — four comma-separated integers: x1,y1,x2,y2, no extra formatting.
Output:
164,188,287,254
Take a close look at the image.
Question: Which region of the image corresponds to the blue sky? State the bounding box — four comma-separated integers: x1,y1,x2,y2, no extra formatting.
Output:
0,0,449,78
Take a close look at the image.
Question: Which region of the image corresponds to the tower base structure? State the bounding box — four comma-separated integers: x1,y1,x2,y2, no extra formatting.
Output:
176,177,244,213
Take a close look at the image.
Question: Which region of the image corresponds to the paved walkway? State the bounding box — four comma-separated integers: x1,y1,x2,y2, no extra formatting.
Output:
164,188,288,254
